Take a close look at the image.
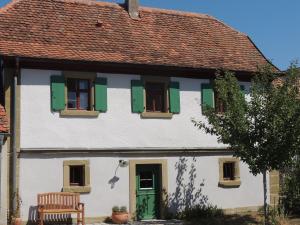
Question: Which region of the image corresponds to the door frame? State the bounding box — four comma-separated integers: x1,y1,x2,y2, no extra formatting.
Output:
129,159,168,220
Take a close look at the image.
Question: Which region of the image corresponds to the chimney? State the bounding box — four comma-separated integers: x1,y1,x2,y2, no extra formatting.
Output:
126,0,139,20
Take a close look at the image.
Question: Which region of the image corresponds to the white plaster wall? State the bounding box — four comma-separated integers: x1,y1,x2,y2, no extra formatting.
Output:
0,142,8,225
20,69,251,149
19,155,265,221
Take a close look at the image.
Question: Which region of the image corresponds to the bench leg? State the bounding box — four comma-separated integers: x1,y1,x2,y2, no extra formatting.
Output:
81,208,85,225
38,212,44,225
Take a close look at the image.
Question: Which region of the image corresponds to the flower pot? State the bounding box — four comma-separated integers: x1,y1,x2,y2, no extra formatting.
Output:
111,212,129,224
13,218,22,225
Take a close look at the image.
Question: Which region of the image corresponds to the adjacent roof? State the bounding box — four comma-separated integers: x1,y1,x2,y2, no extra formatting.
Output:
0,0,277,72
0,104,9,133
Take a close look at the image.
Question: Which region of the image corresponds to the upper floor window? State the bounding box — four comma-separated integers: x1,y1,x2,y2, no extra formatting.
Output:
131,76,180,118
50,72,107,117
67,78,91,110
145,82,167,113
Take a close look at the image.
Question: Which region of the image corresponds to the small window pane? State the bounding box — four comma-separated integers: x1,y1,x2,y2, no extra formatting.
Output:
67,92,77,109
79,92,89,110
70,166,84,186
79,80,89,90
223,162,235,180
67,79,77,91
140,171,154,189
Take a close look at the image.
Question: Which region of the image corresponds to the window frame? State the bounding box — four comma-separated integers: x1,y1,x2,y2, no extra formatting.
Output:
141,76,173,119
63,160,91,193
218,157,241,188
67,78,91,110
61,71,99,117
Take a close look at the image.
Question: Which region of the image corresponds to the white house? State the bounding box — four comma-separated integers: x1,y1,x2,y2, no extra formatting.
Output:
0,0,280,224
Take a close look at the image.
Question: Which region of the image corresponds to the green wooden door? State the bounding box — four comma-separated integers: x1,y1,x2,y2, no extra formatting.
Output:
136,164,160,220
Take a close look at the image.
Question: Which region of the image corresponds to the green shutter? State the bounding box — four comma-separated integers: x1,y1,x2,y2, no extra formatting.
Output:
51,75,65,111
95,77,107,112
169,81,180,113
201,83,214,111
131,80,144,113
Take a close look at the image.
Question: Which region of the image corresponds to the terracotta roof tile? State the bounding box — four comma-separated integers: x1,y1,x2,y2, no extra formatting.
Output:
0,0,278,72
0,105,9,133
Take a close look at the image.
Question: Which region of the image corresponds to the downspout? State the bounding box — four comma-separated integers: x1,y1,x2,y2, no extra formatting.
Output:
11,57,19,214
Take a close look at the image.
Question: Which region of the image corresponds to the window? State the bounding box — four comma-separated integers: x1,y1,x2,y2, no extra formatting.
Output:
50,72,108,117
223,162,235,180
69,165,85,186
145,82,167,113
201,83,245,114
214,91,225,114
63,160,91,193
139,171,154,189
218,158,241,188
131,76,180,118
67,79,91,110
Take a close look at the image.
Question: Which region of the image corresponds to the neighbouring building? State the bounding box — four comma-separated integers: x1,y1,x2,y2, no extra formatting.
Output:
0,0,280,223
0,105,9,225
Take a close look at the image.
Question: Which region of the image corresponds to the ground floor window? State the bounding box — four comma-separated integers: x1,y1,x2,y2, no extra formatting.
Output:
63,160,91,193
218,158,241,187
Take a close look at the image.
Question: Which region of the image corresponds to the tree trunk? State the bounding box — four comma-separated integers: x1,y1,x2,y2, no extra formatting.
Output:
263,170,268,225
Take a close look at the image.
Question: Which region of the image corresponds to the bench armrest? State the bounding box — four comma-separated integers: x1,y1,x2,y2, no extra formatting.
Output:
37,205,44,212
76,202,84,210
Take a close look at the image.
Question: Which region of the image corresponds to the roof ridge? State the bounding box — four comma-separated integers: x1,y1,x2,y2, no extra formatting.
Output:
54,0,121,8
140,6,211,19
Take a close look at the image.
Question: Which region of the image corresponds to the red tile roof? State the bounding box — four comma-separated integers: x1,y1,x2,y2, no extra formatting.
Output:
0,105,9,133
0,0,277,72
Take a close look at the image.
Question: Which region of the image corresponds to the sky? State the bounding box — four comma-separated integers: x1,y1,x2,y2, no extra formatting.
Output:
0,0,299,71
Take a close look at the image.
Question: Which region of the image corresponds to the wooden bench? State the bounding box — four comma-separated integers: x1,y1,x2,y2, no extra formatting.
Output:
37,192,85,225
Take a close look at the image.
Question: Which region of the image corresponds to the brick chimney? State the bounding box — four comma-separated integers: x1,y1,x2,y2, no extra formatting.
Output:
126,0,139,20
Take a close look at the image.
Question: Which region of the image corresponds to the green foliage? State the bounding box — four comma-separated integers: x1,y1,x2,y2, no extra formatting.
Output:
179,203,224,220
193,64,300,175
112,206,120,212
281,155,300,215
120,206,128,213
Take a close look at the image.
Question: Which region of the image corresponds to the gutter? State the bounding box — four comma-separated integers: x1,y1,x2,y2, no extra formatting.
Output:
11,57,19,214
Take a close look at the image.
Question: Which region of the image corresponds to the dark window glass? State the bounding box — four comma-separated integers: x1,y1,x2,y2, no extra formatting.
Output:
69,165,84,186
145,82,166,112
67,78,90,110
140,171,154,189
223,162,235,180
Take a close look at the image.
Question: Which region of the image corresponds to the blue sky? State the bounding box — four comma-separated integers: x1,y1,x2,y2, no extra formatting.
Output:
1,0,299,70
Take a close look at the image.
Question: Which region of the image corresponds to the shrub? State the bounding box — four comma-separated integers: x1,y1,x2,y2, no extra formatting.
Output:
176,203,223,220
281,155,300,215
112,206,120,212
120,206,128,213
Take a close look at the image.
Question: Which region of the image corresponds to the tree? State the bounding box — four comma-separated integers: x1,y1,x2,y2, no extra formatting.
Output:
193,64,300,224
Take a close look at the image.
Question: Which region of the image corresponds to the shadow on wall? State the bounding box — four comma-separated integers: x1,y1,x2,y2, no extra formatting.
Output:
163,157,210,218
27,206,72,225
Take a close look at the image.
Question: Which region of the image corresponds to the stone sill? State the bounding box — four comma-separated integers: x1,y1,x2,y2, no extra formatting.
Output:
60,110,99,117
219,180,241,188
63,186,91,193
141,112,173,119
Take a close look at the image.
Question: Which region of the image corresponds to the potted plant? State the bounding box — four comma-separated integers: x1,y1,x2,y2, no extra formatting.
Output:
111,206,129,224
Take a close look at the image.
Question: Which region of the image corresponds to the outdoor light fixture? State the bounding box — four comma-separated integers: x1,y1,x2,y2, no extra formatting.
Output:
119,160,129,168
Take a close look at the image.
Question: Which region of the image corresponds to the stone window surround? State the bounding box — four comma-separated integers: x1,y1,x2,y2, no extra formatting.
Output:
218,157,241,188
61,71,99,117
141,76,173,119
129,159,168,220
63,160,91,193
